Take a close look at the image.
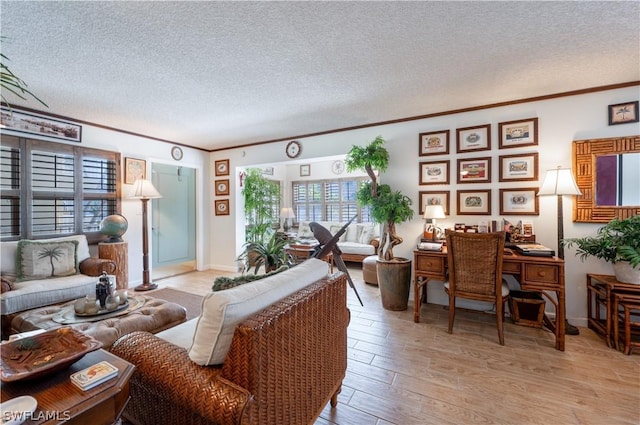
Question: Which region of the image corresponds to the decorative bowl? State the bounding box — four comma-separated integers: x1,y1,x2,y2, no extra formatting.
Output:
0,327,102,382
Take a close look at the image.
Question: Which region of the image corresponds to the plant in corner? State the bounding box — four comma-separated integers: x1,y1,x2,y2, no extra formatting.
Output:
237,233,293,274
345,135,414,310
563,215,640,284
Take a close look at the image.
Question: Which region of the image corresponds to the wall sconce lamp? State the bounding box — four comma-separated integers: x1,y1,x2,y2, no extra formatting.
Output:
423,205,446,241
538,166,581,259
130,179,162,291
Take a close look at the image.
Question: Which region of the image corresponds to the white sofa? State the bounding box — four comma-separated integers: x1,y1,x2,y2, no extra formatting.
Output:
296,220,380,263
1,234,116,324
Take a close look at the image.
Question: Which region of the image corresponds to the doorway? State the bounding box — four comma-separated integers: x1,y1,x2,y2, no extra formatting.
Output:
151,163,197,280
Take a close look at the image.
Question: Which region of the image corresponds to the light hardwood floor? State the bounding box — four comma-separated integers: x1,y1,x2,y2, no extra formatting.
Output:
156,266,640,425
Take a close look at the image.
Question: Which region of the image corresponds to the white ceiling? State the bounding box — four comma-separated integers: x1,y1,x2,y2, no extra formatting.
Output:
1,1,639,152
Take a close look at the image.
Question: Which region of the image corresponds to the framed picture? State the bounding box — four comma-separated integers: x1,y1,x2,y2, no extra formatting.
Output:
0,107,82,143
419,130,450,156
499,152,538,182
419,160,449,185
261,167,274,176
608,101,639,125
300,164,311,176
124,157,146,184
456,124,491,153
214,179,230,196
457,157,491,184
215,159,230,176
457,189,491,215
215,199,230,216
499,187,539,215
418,191,449,215
498,117,538,148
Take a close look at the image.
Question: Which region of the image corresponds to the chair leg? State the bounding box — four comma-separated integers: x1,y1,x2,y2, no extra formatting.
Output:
448,295,456,334
496,300,505,345
330,385,341,407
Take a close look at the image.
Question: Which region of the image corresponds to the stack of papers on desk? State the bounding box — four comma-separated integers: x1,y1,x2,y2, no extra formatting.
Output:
513,244,555,257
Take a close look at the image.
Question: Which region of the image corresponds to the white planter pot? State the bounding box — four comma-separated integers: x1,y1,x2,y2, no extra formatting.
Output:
612,261,640,284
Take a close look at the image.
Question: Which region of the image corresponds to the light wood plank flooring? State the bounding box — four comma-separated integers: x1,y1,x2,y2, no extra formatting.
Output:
155,266,640,425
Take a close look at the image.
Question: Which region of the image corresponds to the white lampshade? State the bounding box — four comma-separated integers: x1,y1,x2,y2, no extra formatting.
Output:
423,204,446,220
280,207,296,219
538,167,582,196
129,179,162,199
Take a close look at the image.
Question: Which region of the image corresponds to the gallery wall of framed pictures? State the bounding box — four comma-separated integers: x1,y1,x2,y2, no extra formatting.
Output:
214,159,231,216
416,117,540,217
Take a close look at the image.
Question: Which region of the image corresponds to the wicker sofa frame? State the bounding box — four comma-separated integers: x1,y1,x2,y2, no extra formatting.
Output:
111,272,349,425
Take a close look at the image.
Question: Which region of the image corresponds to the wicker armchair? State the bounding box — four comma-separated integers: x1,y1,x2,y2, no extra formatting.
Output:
444,230,508,345
111,272,349,425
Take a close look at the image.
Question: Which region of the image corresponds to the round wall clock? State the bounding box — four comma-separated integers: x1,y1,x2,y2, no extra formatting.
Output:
285,140,302,158
332,160,345,175
171,146,183,161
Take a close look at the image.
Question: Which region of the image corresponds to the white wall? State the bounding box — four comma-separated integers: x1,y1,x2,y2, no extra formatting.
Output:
210,86,640,325
48,125,211,287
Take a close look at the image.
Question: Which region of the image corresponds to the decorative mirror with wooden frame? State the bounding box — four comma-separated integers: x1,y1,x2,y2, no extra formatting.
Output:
573,135,640,222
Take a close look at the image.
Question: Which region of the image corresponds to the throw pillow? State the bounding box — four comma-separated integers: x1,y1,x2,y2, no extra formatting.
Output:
212,265,289,291
1,277,13,293
329,225,347,242
358,227,374,244
16,240,79,282
297,222,314,238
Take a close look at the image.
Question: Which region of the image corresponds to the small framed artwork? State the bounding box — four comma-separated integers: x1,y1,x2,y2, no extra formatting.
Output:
261,167,274,176
300,164,311,177
215,199,230,216
608,101,639,125
0,107,82,143
215,159,230,176
499,152,538,182
457,157,491,184
499,187,539,215
456,124,491,153
419,191,449,215
419,130,450,156
419,160,449,185
215,179,230,196
457,189,491,215
124,157,146,184
498,117,538,149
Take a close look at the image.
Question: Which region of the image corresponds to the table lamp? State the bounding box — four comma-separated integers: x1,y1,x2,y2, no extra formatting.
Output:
538,166,581,259
281,207,296,232
130,179,162,291
423,205,446,241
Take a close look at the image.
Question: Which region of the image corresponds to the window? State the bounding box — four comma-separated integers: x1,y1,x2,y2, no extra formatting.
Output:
292,177,371,223
1,135,121,242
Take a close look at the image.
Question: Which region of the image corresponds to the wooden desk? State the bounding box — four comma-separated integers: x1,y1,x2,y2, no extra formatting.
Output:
414,248,566,351
1,349,134,425
586,273,640,348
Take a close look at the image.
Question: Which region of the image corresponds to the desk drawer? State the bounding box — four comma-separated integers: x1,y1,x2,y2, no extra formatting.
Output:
524,263,559,284
415,255,446,275
502,262,521,274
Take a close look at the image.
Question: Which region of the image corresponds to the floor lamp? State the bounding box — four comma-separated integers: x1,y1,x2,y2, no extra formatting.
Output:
538,166,582,259
130,179,162,291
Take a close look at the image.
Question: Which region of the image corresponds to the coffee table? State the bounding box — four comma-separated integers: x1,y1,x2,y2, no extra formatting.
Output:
1,348,134,425
11,296,186,349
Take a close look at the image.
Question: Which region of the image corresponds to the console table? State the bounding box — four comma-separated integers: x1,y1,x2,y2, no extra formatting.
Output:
414,248,566,351
1,349,134,425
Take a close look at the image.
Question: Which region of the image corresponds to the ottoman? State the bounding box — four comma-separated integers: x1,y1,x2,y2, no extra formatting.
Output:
11,296,186,350
363,255,379,286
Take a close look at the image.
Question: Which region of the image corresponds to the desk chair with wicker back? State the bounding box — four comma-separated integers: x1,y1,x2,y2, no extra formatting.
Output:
444,229,508,345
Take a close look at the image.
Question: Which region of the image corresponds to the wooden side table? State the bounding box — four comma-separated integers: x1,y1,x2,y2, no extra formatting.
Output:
98,242,128,289
612,292,640,355
1,349,134,425
586,274,640,347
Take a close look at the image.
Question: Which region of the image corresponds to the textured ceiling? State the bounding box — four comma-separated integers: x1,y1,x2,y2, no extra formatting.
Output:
1,1,639,151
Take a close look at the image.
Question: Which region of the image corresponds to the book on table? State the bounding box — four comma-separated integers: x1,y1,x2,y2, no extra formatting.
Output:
70,361,118,390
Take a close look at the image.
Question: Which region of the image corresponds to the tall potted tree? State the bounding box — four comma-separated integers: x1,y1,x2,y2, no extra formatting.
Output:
346,136,414,310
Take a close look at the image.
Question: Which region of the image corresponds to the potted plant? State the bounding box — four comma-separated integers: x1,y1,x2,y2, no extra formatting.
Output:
237,233,293,274
346,136,414,310
563,215,640,284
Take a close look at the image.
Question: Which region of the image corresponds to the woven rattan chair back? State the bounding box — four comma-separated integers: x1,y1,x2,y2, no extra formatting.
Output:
445,229,507,345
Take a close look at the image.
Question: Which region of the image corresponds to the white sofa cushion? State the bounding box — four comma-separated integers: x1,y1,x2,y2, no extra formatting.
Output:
186,258,329,365
0,273,97,315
